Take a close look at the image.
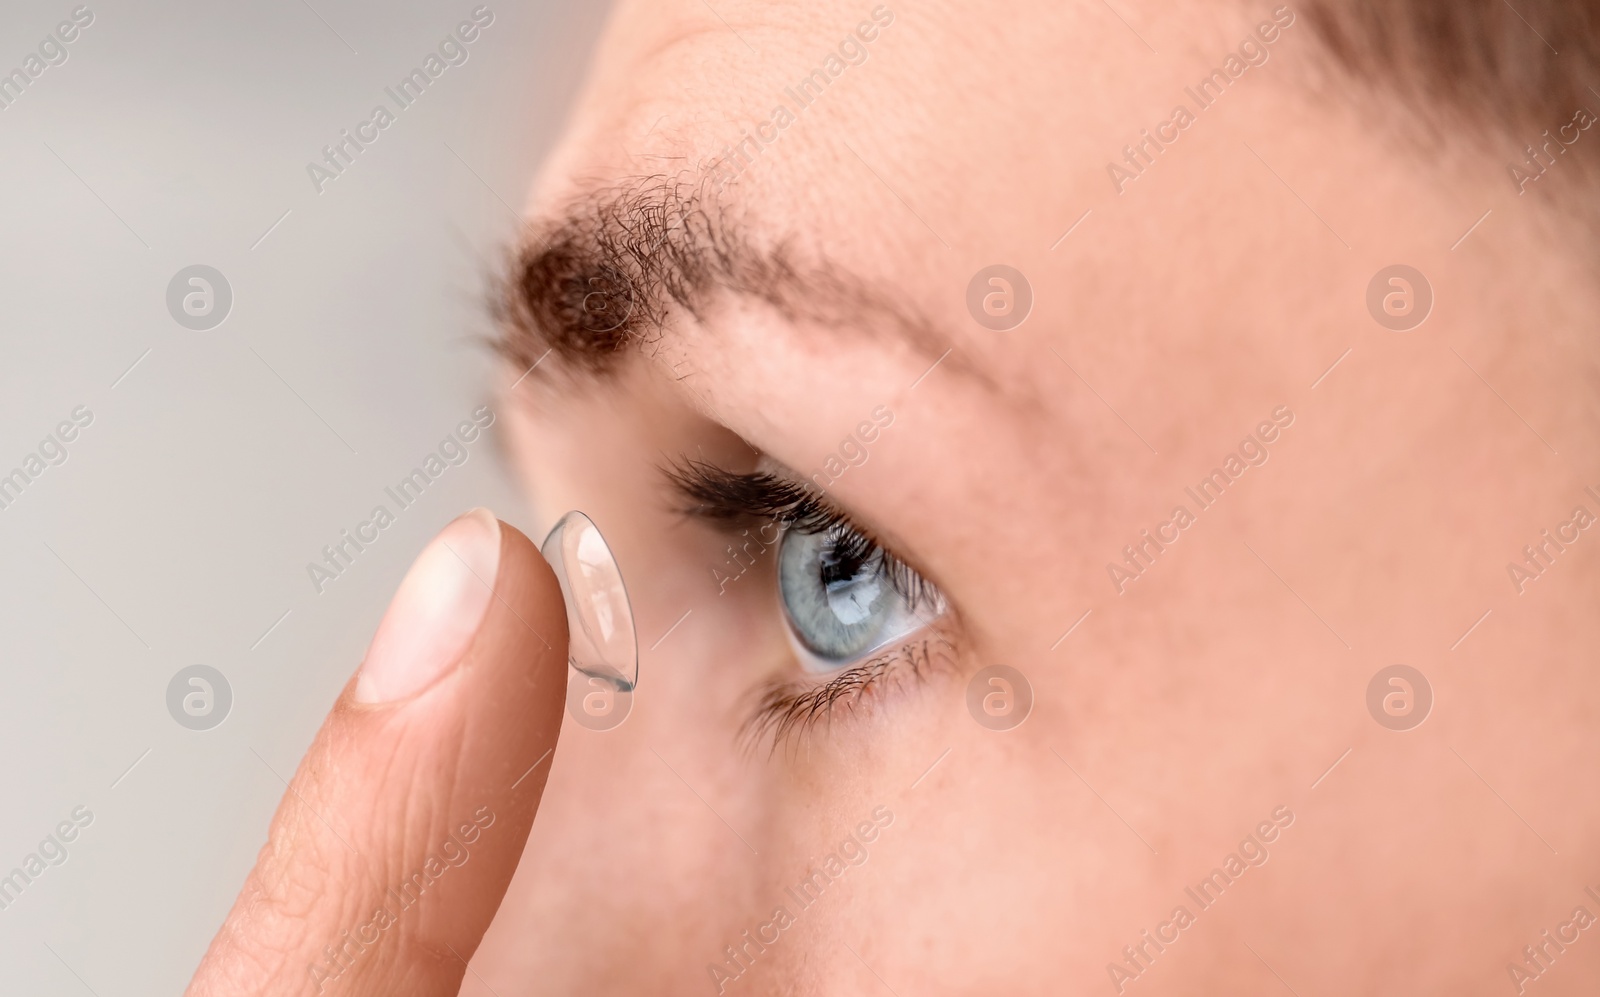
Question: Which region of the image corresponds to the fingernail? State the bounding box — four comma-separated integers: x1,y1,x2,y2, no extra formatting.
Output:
355,508,501,703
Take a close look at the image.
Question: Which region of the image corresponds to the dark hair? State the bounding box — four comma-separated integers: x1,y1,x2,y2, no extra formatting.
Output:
1305,0,1600,140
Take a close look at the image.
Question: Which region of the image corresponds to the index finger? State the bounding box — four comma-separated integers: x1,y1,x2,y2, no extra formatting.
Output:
186,512,568,997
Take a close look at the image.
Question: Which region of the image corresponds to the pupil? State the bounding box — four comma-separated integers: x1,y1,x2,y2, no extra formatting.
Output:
818,534,871,586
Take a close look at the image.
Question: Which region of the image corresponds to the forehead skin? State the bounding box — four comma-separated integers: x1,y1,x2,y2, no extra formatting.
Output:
488,0,1600,994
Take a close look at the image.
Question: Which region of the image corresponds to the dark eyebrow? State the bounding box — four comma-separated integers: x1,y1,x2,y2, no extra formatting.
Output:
493,173,956,382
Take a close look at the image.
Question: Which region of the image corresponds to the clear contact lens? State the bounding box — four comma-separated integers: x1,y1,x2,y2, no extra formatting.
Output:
540,510,639,691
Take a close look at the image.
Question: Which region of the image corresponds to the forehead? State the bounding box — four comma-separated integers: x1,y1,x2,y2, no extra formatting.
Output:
539,3,1130,257
517,0,1471,435
541,0,1322,218
516,12,1025,390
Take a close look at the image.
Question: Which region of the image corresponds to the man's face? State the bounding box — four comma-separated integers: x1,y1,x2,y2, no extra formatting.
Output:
477,1,1600,993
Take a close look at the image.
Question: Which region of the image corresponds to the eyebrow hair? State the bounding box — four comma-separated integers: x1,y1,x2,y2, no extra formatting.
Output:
493,174,956,382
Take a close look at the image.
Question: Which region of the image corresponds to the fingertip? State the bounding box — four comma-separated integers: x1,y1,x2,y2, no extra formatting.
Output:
355,508,502,704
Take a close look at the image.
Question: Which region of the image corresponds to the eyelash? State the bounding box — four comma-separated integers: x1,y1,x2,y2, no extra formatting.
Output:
741,638,945,749
665,459,939,609
665,458,951,745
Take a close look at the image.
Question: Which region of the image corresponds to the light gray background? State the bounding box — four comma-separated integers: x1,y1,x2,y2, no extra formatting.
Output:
0,1,607,991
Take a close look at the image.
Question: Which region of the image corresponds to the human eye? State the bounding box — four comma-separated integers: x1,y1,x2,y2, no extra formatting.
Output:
665,456,951,740
775,516,943,672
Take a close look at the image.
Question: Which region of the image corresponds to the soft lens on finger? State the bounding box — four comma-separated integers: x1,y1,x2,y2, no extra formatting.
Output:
540,510,639,691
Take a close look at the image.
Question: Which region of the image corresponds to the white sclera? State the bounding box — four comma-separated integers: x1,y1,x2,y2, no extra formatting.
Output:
540,510,638,691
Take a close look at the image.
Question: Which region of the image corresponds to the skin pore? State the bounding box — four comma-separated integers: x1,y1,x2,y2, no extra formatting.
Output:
477,0,1600,993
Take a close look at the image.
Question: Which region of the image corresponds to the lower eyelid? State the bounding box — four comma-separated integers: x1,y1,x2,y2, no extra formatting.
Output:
743,626,961,750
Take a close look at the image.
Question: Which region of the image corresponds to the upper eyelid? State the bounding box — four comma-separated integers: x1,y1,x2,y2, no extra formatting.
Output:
662,458,887,566
660,456,947,615
662,456,839,529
